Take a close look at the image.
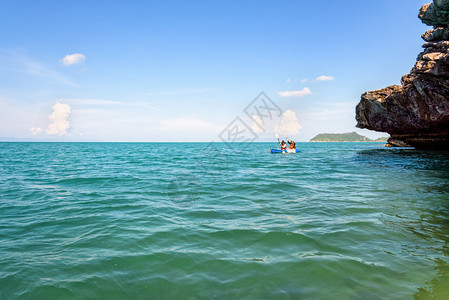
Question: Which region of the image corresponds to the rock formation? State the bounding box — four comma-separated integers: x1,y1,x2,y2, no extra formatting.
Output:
355,0,449,149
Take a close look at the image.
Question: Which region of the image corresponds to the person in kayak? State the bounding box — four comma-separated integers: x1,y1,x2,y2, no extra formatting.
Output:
281,140,287,151
288,140,296,149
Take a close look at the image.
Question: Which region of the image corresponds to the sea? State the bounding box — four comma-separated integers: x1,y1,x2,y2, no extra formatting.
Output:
0,142,448,299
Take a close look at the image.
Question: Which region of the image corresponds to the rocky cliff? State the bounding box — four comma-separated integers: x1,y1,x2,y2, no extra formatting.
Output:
355,0,449,149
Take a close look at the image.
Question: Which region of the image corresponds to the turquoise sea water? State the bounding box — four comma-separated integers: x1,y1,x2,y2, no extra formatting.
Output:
1,142,449,299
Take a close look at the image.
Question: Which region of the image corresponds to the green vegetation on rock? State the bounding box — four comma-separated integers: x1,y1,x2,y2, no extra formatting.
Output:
310,132,388,142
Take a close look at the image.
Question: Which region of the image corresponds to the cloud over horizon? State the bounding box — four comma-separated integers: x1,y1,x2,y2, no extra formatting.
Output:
30,127,42,135
316,75,335,81
61,53,86,66
46,102,71,135
278,87,312,98
275,110,302,136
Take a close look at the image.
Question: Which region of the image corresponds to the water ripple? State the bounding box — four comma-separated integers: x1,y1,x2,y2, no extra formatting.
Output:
0,142,449,298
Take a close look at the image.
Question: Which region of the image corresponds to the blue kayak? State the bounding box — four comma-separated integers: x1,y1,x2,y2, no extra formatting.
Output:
270,148,300,154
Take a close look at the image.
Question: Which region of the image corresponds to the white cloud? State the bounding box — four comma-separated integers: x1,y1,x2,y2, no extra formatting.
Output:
46,102,71,135
61,53,86,66
300,79,307,83
159,117,217,132
275,110,302,135
278,87,312,98
30,127,42,135
316,75,335,81
286,78,291,83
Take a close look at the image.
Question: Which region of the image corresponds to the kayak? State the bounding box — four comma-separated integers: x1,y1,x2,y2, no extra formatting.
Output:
270,148,300,154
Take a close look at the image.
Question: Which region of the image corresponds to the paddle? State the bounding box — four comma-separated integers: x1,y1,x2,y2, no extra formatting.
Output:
283,133,291,152
275,132,281,146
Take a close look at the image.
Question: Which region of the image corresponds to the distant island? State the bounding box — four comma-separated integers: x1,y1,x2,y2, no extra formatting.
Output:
310,132,388,142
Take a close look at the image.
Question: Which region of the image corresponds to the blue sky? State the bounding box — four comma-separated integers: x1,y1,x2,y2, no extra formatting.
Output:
0,0,430,141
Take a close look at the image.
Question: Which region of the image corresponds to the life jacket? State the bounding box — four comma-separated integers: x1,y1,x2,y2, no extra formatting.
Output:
281,143,287,150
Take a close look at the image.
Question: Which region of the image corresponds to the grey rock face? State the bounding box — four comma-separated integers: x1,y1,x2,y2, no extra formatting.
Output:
422,27,449,42
419,2,449,27
435,0,449,9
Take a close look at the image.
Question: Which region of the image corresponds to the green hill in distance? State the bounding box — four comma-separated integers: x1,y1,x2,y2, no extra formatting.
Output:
310,132,388,142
